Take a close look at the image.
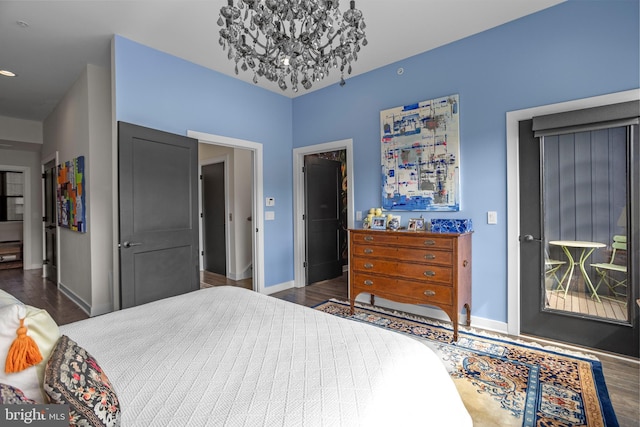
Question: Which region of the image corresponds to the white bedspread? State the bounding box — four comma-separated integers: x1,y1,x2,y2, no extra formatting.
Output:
60,286,471,426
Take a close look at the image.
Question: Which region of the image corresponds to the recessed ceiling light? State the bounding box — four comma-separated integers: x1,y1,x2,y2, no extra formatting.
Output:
0,70,17,77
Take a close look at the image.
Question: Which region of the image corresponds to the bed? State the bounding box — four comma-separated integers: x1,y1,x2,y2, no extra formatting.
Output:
24,286,472,426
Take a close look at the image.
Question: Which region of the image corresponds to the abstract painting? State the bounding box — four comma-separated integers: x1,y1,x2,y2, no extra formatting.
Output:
57,156,86,232
380,94,460,211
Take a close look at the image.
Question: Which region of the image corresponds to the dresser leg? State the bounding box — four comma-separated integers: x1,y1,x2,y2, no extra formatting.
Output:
453,324,458,342
370,294,375,306
350,299,355,315
464,303,471,326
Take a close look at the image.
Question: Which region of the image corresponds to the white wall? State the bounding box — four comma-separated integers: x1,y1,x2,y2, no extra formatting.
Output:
232,149,252,279
42,64,113,316
0,116,42,145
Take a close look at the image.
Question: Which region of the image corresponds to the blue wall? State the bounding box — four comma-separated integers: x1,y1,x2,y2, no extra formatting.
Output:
114,36,294,287
292,0,639,321
114,0,639,322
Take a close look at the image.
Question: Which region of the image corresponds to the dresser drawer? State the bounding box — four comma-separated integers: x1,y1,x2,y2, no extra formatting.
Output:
397,247,453,265
351,231,398,245
396,235,454,250
396,263,453,284
352,257,396,274
395,281,453,306
351,243,397,258
350,273,396,291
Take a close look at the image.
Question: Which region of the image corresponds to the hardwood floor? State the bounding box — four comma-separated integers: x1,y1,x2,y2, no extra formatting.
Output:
0,268,89,324
1,268,637,426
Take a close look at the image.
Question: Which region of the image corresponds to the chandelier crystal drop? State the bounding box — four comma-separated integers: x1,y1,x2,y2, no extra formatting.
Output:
218,0,367,92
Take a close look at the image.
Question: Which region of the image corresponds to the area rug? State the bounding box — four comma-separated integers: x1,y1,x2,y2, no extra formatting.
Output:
314,299,619,427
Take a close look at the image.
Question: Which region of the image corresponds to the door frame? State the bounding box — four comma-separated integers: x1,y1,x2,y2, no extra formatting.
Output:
188,130,264,293
506,88,639,336
293,139,354,288
41,151,59,282
198,155,230,277
0,164,32,270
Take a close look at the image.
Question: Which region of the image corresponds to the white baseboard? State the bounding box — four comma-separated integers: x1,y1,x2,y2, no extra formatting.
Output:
228,266,253,281
354,294,509,335
24,263,43,270
58,282,91,316
262,280,295,295
259,283,508,334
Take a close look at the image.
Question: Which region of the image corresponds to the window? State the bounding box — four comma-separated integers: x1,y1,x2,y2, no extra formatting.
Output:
0,171,24,221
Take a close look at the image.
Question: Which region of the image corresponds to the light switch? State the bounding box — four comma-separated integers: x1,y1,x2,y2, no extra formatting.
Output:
487,211,498,224
265,211,275,220
356,211,362,221
266,197,275,206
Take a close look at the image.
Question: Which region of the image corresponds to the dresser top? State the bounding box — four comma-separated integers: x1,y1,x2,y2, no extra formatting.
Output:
349,228,472,236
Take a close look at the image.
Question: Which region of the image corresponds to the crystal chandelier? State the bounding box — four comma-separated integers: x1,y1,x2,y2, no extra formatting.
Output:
218,0,367,92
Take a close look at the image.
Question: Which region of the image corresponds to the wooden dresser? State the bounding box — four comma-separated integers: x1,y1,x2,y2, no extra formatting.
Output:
349,229,472,341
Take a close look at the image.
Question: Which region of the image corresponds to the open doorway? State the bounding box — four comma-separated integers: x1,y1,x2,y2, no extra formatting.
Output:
42,157,58,281
189,130,264,294
198,145,253,290
0,164,31,273
293,139,355,288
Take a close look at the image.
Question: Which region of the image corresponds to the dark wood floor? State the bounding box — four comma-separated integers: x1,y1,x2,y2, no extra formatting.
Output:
1,268,637,426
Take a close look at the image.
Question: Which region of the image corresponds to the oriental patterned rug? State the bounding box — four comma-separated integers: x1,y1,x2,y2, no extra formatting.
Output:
314,299,619,427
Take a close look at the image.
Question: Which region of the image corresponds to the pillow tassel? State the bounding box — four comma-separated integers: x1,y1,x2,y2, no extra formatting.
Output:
5,318,43,373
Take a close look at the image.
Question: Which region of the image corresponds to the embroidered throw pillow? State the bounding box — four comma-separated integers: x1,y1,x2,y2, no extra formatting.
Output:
0,383,37,404
44,335,120,427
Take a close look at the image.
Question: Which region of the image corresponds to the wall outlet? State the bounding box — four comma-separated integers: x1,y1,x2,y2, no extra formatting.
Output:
265,211,275,220
487,211,498,224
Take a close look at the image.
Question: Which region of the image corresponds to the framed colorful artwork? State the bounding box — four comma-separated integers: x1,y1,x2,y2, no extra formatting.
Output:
57,156,86,233
380,94,460,211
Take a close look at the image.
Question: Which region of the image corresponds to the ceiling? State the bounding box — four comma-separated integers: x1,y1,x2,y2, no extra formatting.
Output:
0,0,565,125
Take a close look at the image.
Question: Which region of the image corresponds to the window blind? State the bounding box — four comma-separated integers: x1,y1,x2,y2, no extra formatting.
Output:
532,100,639,137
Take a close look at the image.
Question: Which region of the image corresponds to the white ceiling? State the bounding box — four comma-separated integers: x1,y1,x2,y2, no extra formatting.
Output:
0,0,565,124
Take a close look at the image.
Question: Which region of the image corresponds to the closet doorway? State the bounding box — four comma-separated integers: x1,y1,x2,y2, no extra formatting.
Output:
293,139,355,288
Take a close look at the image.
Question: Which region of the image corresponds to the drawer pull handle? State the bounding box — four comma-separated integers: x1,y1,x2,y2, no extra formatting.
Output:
364,235,374,241
364,248,373,254
423,290,436,297
424,254,436,260
364,263,374,269
424,240,436,246
363,280,374,286
424,270,436,277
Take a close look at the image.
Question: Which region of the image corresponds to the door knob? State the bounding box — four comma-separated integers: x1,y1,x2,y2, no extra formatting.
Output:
520,235,542,243
122,241,142,248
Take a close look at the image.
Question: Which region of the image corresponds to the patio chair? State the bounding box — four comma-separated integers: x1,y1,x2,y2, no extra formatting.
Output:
591,235,627,300
545,250,566,291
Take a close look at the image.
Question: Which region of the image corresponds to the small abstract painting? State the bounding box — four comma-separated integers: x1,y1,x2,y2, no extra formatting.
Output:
381,94,460,211
57,156,86,232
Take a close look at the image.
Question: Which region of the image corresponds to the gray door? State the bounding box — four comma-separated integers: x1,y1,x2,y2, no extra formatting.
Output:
42,159,57,280
519,119,638,357
304,156,343,285
118,122,200,308
202,162,226,275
